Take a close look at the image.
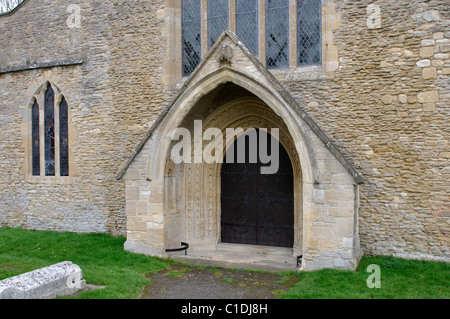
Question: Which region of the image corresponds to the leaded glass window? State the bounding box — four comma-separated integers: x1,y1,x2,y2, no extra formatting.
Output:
44,83,55,176
59,97,69,176
208,0,229,48
180,0,323,74
297,0,322,66
32,99,40,176
30,82,70,178
182,0,201,76
236,0,258,55
266,0,289,69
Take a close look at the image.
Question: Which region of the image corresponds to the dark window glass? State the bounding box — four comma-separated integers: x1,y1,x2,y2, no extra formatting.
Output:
32,99,40,176
208,0,229,48
298,0,322,66
59,97,69,176
44,83,55,176
266,0,289,69
236,0,258,55
182,0,202,76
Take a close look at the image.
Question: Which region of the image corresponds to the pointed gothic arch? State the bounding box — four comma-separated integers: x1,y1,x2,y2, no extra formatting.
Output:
119,31,362,271
23,80,77,183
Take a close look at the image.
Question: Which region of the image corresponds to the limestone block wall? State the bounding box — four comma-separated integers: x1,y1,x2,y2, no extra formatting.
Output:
0,0,173,235
122,137,164,256
0,0,448,264
283,0,449,261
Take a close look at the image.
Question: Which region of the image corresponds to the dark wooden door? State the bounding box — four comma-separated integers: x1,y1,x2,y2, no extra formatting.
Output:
220,129,294,248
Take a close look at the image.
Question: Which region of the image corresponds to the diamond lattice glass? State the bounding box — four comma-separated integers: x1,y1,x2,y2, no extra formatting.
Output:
236,0,258,55
208,0,229,48
182,0,202,76
266,0,289,69
297,0,322,66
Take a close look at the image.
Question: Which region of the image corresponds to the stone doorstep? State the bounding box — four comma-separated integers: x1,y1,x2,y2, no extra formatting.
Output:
167,243,300,272
0,261,86,299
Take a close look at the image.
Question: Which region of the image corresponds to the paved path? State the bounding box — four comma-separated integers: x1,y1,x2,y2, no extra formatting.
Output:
140,264,296,299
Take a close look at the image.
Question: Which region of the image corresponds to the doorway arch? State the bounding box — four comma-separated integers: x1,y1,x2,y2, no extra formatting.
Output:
120,34,363,270
220,128,295,248
171,94,303,256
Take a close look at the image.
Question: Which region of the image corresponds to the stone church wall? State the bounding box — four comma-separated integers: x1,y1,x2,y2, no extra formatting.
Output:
0,0,448,262
0,0,174,235
281,0,449,261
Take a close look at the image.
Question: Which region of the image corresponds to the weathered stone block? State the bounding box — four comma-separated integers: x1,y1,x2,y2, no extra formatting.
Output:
417,90,439,103
399,94,408,104
421,39,435,46
422,67,437,79
382,94,393,104
0,262,85,299
416,59,431,67
423,103,436,111
420,47,435,58
434,53,449,59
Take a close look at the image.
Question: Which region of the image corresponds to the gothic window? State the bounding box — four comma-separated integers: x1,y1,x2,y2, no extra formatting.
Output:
182,0,202,76
236,0,258,56
208,0,229,48
30,82,70,178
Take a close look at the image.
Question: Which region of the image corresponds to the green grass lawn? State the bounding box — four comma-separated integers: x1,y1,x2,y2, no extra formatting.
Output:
0,227,170,298
0,227,448,299
281,255,449,299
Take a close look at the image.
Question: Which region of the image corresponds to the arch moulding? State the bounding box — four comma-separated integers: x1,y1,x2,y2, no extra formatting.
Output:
120,32,362,270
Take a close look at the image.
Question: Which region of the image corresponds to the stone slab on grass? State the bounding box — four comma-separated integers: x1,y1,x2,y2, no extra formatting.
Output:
0,261,86,299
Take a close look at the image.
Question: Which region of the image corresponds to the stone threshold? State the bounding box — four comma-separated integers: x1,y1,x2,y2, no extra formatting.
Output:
167,243,301,272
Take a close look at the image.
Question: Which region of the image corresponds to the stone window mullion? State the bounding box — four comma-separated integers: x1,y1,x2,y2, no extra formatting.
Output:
229,0,236,33
201,0,208,58
289,0,298,68
258,0,266,66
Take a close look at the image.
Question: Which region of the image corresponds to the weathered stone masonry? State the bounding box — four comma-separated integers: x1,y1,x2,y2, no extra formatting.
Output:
0,0,448,268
